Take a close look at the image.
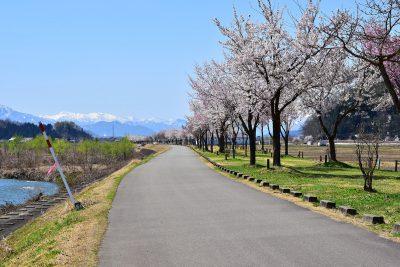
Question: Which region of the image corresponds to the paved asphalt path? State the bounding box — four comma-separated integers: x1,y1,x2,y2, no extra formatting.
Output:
99,146,400,267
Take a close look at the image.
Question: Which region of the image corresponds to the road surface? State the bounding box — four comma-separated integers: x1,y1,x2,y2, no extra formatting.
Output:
99,146,400,267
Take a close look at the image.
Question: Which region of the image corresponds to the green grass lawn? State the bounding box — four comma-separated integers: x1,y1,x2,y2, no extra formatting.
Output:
196,147,400,235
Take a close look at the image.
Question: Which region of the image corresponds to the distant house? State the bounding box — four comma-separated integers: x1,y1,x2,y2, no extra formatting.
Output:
7,137,32,142
127,135,146,142
317,140,328,146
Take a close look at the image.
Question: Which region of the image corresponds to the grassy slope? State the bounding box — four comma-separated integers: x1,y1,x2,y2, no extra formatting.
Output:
197,147,400,237
0,145,169,267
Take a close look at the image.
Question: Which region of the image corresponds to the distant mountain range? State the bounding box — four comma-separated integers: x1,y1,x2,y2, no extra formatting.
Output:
0,104,185,137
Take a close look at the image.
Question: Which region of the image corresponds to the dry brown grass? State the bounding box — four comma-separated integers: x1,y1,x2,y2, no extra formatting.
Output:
0,145,169,267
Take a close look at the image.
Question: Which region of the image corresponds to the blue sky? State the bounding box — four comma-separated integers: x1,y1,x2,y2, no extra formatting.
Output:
0,0,356,119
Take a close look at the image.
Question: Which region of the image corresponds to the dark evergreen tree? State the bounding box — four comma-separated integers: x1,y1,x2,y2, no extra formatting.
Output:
0,120,92,140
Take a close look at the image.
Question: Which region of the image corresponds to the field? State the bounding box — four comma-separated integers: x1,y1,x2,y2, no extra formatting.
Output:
196,145,400,237
232,143,400,171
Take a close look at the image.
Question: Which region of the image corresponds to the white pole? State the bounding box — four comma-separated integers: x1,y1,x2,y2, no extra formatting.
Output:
39,122,81,210
49,146,76,204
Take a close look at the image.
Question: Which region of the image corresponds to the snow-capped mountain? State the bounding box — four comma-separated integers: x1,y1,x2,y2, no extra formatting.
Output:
131,118,186,133
0,105,185,137
0,104,45,123
42,112,133,124
83,121,155,137
83,119,186,137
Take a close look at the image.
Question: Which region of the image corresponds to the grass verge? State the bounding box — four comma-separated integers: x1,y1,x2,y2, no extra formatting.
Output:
194,147,400,241
0,144,169,267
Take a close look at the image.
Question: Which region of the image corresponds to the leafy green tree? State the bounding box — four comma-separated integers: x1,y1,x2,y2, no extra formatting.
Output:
53,139,72,155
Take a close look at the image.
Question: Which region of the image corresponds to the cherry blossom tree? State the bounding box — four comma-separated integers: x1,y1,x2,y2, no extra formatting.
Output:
189,61,235,153
215,0,327,166
322,0,400,112
188,100,210,151
302,44,378,161
187,0,394,168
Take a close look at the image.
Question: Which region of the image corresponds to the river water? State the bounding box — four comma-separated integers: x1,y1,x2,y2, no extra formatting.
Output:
0,178,59,206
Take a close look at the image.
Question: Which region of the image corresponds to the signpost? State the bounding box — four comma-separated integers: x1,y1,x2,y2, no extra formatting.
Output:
39,122,83,210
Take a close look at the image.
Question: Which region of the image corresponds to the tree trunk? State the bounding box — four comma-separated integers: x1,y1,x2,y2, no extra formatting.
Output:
249,129,256,165
245,136,248,157
231,136,237,159
231,124,238,159
284,132,289,156
379,64,400,113
217,131,225,153
197,136,201,149
204,132,209,151
272,114,281,166
261,124,265,152
363,175,373,192
210,132,214,153
238,112,259,165
201,133,205,151
328,136,337,161
317,115,341,162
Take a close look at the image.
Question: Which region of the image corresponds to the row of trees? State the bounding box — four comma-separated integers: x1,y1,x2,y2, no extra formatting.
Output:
0,120,92,140
186,0,400,167
147,129,187,144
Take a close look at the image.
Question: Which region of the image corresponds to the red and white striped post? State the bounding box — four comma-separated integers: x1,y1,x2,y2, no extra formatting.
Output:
39,122,83,210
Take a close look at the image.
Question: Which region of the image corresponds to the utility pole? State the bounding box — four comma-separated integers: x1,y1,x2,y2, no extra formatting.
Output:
112,122,115,139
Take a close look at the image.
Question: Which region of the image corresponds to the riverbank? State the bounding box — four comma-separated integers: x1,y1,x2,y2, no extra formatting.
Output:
0,137,141,186
0,144,168,266
0,145,156,218
0,179,59,216
0,146,155,182
0,169,44,181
